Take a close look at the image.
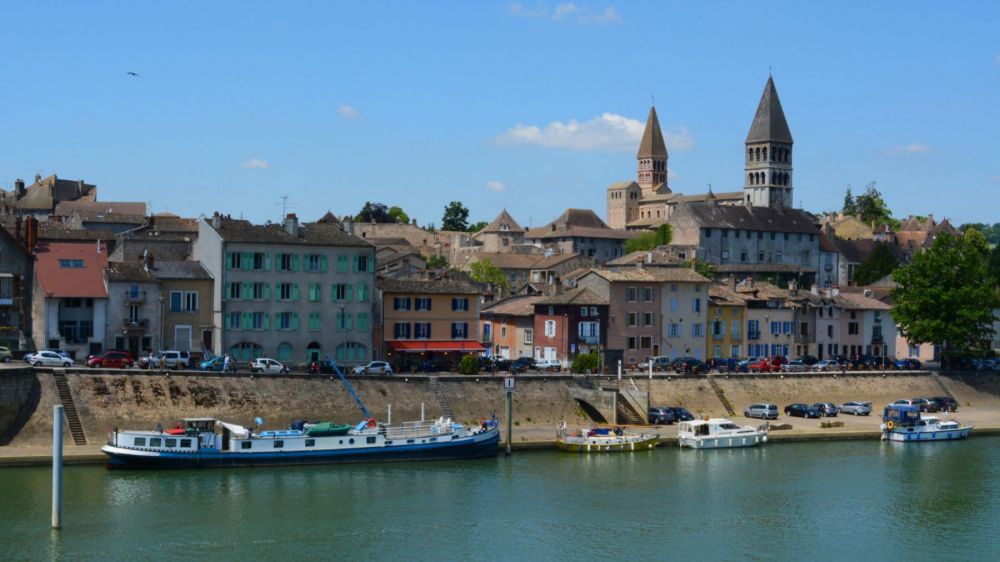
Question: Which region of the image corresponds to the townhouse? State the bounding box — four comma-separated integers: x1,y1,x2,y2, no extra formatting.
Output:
31,241,109,358
481,294,546,360
708,281,747,360
532,287,608,368
105,261,162,356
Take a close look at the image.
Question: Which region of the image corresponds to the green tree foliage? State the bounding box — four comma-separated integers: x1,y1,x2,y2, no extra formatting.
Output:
458,354,481,375
441,201,470,231
853,182,896,227
468,221,489,233
355,201,393,223
842,186,857,215
387,206,409,224
963,227,989,255
571,351,600,374
680,259,717,280
425,255,448,269
469,259,509,290
988,244,1000,287
959,222,1000,246
891,233,996,358
625,224,673,253
853,243,900,286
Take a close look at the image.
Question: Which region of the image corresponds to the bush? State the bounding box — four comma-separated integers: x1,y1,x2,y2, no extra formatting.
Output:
459,355,481,375
571,351,600,374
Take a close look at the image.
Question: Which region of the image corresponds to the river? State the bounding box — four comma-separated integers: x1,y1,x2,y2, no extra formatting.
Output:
2,438,998,560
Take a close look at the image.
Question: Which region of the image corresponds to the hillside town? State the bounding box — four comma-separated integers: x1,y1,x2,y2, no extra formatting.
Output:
1,77,997,375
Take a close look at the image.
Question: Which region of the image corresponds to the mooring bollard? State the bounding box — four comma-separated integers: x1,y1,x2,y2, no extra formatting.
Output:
52,404,64,530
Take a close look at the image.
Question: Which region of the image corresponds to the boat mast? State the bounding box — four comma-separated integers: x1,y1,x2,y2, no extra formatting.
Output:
330,361,373,420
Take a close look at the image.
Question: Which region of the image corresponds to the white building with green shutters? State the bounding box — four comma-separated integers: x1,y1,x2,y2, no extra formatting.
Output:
194,213,375,366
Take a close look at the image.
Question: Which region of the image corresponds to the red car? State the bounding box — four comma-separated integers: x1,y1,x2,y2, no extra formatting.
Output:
748,358,773,373
86,350,135,369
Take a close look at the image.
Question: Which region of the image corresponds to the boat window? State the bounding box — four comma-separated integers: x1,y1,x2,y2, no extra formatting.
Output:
385,440,393,445
407,439,415,444
180,439,192,448
274,440,284,448
366,436,376,444
349,438,355,445
339,440,343,444
696,425,709,436
429,437,437,442
720,424,739,430
133,437,146,447
165,438,177,448
305,439,315,447
149,438,162,447
241,441,252,450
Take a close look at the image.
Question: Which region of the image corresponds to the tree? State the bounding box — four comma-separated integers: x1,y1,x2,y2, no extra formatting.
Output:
441,201,470,231
959,222,1000,246
571,351,600,374
842,186,857,216
854,243,900,286
468,259,509,290
468,221,489,233
625,224,672,253
458,355,481,375
425,255,448,269
680,259,717,280
387,206,409,224
988,244,1000,287
891,233,996,362
355,202,393,223
853,182,895,227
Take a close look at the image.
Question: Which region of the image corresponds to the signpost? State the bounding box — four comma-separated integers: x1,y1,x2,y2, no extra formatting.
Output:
504,377,514,456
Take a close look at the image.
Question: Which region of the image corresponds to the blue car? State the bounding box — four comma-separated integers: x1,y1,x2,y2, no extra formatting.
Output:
200,356,241,372
894,358,921,370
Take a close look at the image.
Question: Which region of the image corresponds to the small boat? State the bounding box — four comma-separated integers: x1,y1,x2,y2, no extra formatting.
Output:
555,422,658,453
304,422,352,437
881,405,973,442
677,418,768,449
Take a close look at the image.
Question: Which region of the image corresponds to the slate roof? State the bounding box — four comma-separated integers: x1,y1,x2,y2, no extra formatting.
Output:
148,260,213,280
211,216,371,247
15,175,97,211
746,76,793,144
585,267,709,284
34,242,109,298
675,202,818,234
834,239,906,264
106,261,159,283
482,294,547,316
55,200,147,216
535,287,608,306
377,276,483,295
637,106,667,158
477,209,524,234
461,252,544,270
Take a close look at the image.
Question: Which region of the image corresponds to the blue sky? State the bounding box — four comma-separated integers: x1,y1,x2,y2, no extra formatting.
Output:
1,1,997,227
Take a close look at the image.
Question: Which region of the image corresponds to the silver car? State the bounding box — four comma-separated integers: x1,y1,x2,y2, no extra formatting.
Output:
353,361,393,375
781,360,809,373
249,358,289,374
27,350,74,368
744,403,779,420
840,401,872,416
813,359,840,372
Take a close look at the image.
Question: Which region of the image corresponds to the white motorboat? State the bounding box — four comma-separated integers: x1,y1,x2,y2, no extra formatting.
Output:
678,418,768,449
881,404,973,442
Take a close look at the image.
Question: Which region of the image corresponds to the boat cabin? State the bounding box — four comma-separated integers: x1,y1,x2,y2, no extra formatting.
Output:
882,405,920,428
678,419,745,436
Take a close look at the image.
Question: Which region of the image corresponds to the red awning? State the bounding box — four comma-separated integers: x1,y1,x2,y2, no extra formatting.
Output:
387,340,486,353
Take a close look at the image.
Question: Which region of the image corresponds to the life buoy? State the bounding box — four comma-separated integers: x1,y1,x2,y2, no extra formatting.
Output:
886,421,895,430
366,418,377,428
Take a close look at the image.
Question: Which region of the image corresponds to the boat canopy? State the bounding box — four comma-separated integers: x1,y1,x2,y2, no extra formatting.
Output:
882,405,920,426
217,421,249,438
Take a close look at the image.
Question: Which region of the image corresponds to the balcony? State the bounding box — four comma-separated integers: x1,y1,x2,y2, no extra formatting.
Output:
125,290,146,303
578,335,600,345
123,318,149,331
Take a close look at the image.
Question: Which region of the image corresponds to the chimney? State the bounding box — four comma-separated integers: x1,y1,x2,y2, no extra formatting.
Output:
788,279,798,294
344,216,355,235
646,251,653,264
411,218,417,226
283,213,299,237
96,239,102,254
14,216,22,240
211,212,222,230
14,178,25,197
745,275,754,289
34,173,41,183
729,274,736,292
810,283,819,296
863,288,873,298
77,180,85,195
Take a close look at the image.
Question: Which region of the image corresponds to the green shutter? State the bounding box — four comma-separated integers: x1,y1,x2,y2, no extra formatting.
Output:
291,313,300,331
320,255,328,272
265,254,271,271
224,314,231,329
357,284,367,302
242,312,251,330
292,254,300,272
225,253,232,270
346,313,353,330
346,285,353,302
242,252,253,271
224,283,232,300
263,313,271,330
242,282,251,300
263,283,271,300
352,255,359,273
292,284,300,301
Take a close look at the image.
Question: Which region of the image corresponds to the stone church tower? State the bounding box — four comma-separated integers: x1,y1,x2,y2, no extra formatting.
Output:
637,105,669,197
744,76,793,209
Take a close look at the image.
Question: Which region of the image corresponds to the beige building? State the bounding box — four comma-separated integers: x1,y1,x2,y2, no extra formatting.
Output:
151,260,215,356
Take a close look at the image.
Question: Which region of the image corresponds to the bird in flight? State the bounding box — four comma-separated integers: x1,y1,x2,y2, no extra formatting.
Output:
126,72,140,77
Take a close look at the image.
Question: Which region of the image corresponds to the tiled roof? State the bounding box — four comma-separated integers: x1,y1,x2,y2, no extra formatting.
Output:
106,261,160,283
477,209,524,234
211,216,371,247
606,181,639,192
674,202,818,234
746,76,793,144
606,249,682,267
35,242,109,298
531,252,586,270
526,225,639,240
377,276,484,295
709,283,746,306
55,200,147,216
148,260,213,280
715,263,816,274
637,106,667,158
482,295,547,316
585,267,709,283
535,287,608,306
461,252,544,270
835,291,892,311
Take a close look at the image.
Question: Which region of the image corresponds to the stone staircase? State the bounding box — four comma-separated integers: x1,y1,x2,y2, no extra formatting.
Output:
706,375,736,417
616,397,645,425
428,376,455,419
930,373,956,400
52,372,87,445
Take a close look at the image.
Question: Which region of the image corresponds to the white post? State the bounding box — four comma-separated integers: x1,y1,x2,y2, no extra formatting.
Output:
617,360,622,380
387,403,392,426
420,402,425,422
649,360,653,379
52,405,63,530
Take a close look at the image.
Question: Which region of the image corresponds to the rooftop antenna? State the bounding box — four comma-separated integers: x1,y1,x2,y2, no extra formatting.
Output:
280,194,289,217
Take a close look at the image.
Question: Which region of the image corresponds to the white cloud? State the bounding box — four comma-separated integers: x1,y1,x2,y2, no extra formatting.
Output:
508,2,621,25
882,143,931,155
487,180,508,192
241,158,269,169
495,113,694,152
338,104,360,119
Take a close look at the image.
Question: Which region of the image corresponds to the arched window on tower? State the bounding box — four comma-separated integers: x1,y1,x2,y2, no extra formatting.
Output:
748,148,753,162
763,147,768,161
755,147,761,161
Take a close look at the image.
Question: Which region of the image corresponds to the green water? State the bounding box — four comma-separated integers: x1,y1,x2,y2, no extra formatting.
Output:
2,438,998,561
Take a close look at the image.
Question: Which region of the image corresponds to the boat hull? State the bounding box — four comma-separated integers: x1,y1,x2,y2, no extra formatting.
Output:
103,429,499,469
883,427,973,442
679,433,766,449
556,436,658,453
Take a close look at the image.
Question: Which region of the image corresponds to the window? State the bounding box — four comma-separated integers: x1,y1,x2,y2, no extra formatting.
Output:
800,322,809,336
639,336,652,349
225,282,242,301
274,440,284,449
544,320,556,337
335,284,353,302
277,253,296,272
277,312,293,330
712,320,724,337
626,288,637,302
771,321,780,335
356,284,369,302
355,255,370,273
415,297,432,311
305,254,325,272
643,287,654,302
393,323,411,338
643,312,655,327
451,298,469,311
828,325,834,338
393,297,411,311
305,439,316,447
578,322,599,338
306,282,321,302
627,312,638,327
731,345,741,357
149,438,162,447
692,298,701,313
748,320,760,340
133,437,146,447
451,322,468,339
731,320,740,338
670,298,678,312
227,252,243,270
714,345,722,358
668,322,679,338
590,307,598,316
252,283,268,300
308,312,321,331
227,311,242,330
414,322,432,339
801,251,810,265
336,311,353,330
241,441,252,450
357,312,369,331
848,322,859,335
278,283,298,301
58,259,85,268
670,283,677,292
692,323,703,337
627,336,636,349
741,250,748,263
337,255,348,273
524,328,533,344
580,306,589,316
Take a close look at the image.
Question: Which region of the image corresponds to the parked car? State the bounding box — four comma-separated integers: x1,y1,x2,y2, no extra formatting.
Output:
911,398,939,413
536,359,562,372
744,403,779,420
869,356,895,370
812,402,840,417
664,406,695,421
647,407,676,425
418,360,447,373
0,346,12,363
748,358,774,373
26,351,73,368
709,357,742,373
141,350,190,370
894,358,922,370
44,349,73,360
249,358,289,374
86,350,134,369
639,356,672,371
785,403,822,418
840,401,873,416
769,355,789,370
781,360,809,373
200,356,243,372
671,357,707,374
813,359,840,372
892,398,922,408
739,357,759,370
511,357,537,371
928,396,958,412
353,361,393,375
797,355,820,366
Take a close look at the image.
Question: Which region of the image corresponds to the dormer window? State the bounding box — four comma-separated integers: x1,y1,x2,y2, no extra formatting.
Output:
500,222,509,231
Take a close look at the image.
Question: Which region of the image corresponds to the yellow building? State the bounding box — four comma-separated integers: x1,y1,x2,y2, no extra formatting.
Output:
707,283,746,359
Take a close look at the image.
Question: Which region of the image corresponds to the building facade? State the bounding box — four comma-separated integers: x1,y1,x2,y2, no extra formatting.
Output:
31,241,109,358
708,282,747,360
532,287,608,369
480,295,545,360
151,260,215,356
105,262,161,357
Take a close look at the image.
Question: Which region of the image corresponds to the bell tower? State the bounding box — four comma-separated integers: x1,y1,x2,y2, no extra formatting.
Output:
744,76,793,209
637,105,669,198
